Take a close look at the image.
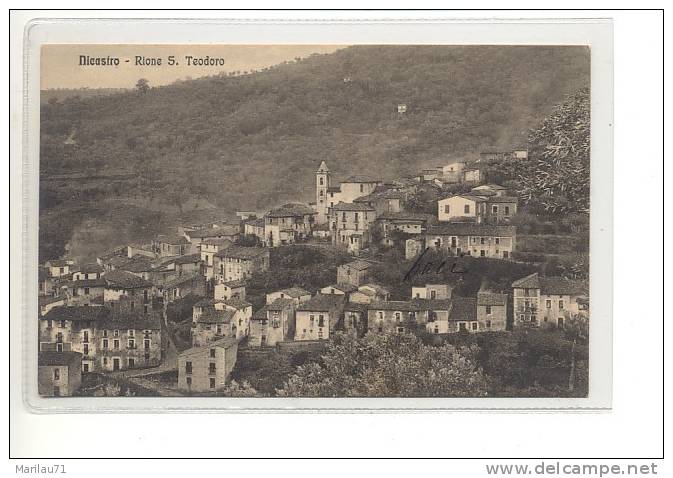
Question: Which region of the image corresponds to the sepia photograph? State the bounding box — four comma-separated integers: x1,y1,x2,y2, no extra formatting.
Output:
37,43,591,400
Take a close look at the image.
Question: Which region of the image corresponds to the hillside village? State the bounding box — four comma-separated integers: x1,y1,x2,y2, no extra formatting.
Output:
38,151,589,398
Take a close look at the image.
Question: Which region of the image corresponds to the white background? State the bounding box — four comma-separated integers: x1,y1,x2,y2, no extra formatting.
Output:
5,4,666,473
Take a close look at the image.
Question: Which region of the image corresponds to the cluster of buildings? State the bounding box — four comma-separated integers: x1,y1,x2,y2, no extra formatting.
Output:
37,152,590,397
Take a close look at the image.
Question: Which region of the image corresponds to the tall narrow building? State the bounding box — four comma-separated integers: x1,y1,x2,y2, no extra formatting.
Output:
315,160,331,223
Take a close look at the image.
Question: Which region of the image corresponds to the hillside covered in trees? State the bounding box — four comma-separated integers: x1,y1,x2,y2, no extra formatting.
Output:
39,45,590,261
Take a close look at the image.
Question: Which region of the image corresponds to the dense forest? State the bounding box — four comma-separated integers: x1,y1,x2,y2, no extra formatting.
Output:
39,45,590,261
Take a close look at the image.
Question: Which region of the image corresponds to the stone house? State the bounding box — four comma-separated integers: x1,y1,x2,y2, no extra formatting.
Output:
421,299,453,334
295,294,345,341
349,283,390,304
328,202,377,254
265,287,311,307
462,167,484,184
178,338,238,393
411,283,453,301
342,302,368,338
448,297,480,333
213,246,270,283
152,234,189,258
438,195,488,223
512,273,588,329
213,279,246,301
263,203,317,247
118,256,155,281
337,259,374,287
376,212,434,246
39,306,109,373
38,351,82,397
59,278,106,306
162,272,206,303
367,300,430,335
440,160,467,183
319,283,358,300
191,309,237,347
71,263,104,281
185,226,240,253
249,298,296,347
424,223,516,259
45,259,74,279
102,270,154,311
96,313,162,372
353,187,404,216
477,292,508,331
243,217,265,241
200,238,233,280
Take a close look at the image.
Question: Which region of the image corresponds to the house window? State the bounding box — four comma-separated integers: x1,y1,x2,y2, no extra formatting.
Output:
444,205,450,214
102,339,108,349
480,250,486,257
472,322,478,331
210,348,216,358
113,330,119,337
128,358,135,368
59,320,66,328
396,327,404,334
395,312,401,323
318,316,325,327
209,363,216,375
83,363,89,373
186,377,192,386
53,368,60,381
504,206,510,216
503,251,509,259
360,184,364,193
113,339,119,350
185,361,192,374
546,300,552,309
559,300,564,310
83,331,89,343
485,306,492,315
480,237,485,245
209,378,216,389
83,343,89,355
144,339,150,350
492,205,498,214
495,238,500,245
464,204,470,214
486,320,492,329
46,319,52,328
84,287,90,295
128,338,135,349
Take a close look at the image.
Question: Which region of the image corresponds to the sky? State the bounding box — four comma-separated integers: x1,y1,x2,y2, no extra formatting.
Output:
41,44,344,89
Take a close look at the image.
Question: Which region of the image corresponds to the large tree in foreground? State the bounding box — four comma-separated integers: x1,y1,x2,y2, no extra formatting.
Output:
277,333,488,397
517,87,590,214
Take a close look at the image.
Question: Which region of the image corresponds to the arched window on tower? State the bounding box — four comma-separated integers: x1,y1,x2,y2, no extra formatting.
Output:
319,177,324,186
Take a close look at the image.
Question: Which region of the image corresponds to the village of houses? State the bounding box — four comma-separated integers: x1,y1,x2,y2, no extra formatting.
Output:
37,152,589,397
